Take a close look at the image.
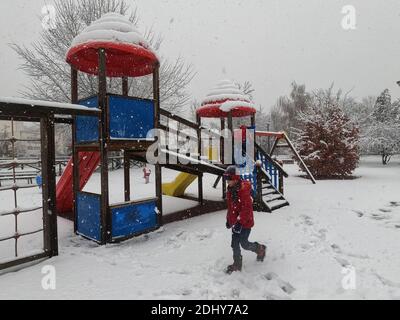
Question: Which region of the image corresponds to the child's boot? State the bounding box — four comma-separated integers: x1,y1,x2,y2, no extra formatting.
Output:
226,255,242,274
255,243,267,262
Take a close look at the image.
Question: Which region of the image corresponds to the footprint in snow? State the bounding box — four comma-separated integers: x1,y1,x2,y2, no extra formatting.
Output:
335,257,351,268
300,243,313,252
331,244,342,254
371,213,391,221
301,215,314,226
231,289,240,299
315,229,327,241
389,201,400,207
352,210,364,218
264,272,296,295
195,229,214,241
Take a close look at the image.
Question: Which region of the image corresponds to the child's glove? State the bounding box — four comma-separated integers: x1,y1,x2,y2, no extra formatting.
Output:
233,222,242,234
226,221,231,229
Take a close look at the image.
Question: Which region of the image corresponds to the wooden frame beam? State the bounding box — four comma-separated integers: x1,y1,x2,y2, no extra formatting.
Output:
41,116,58,257
227,112,234,165
98,48,110,244
124,152,131,202
71,67,79,233
153,64,163,225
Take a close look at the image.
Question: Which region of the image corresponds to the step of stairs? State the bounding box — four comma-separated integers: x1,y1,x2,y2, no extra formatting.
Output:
262,184,275,190
269,199,290,211
262,189,277,196
263,194,284,203
256,182,290,213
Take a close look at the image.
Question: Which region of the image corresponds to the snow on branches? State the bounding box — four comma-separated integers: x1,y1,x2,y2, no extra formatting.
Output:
360,89,400,165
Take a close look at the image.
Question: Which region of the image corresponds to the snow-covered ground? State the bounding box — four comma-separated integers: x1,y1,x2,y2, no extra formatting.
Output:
0,156,399,300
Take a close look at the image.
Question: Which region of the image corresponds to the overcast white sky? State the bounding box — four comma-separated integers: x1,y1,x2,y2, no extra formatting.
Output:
0,0,399,112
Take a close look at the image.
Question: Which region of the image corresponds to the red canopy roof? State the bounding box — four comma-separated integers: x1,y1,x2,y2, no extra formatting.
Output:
66,41,159,78
197,100,257,118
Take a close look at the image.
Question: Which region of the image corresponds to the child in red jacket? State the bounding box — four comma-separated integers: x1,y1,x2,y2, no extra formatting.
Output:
224,166,266,274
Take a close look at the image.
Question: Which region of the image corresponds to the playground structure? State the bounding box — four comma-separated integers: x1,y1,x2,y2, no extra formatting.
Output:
0,13,290,270
256,131,316,184
196,80,290,212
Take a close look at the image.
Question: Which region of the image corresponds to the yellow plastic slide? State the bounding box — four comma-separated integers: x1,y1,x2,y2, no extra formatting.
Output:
162,173,198,197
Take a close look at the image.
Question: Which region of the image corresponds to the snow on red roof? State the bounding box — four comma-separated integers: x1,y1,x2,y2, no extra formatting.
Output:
66,13,159,78
197,80,256,118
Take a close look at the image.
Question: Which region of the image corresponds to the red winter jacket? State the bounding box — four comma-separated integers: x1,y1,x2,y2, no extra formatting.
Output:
226,180,254,229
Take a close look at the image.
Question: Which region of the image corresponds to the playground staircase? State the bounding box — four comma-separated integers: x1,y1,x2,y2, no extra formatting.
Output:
252,143,290,213
256,169,289,213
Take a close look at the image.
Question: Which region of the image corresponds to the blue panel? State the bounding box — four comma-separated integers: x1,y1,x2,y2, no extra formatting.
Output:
77,192,101,242
76,96,99,144
109,96,154,140
111,200,158,239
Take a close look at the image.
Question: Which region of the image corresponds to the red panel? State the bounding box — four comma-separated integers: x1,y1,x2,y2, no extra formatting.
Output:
66,42,159,78
56,152,101,218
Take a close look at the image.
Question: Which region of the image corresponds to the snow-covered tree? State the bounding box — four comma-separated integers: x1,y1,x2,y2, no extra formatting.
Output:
255,106,271,131
236,81,255,101
270,82,311,137
360,89,400,164
373,89,393,122
295,88,360,179
342,96,374,124
11,0,194,113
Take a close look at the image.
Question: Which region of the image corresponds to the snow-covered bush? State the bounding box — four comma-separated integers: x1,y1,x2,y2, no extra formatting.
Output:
295,89,360,179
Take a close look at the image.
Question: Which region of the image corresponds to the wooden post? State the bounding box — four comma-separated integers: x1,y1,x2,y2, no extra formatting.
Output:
198,173,204,205
220,118,225,164
255,164,263,211
196,114,204,205
124,152,130,202
250,115,256,164
196,114,202,160
122,77,129,96
165,118,170,164
250,115,256,127
153,64,163,224
228,112,234,165
220,118,227,199
155,165,163,225
71,67,78,103
279,173,284,195
71,67,79,233
98,48,110,244
41,116,58,257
